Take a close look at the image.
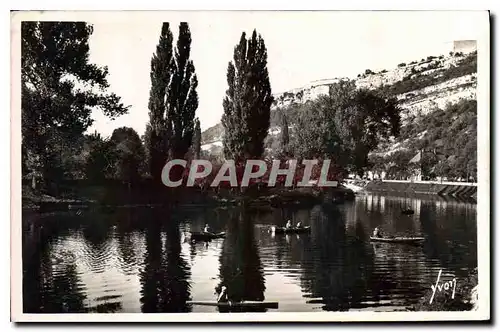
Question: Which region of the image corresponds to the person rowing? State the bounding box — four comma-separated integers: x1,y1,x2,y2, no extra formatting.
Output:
217,285,228,303
296,221,302,228
285,220,292,229
204,224,212,234
373,227,381,238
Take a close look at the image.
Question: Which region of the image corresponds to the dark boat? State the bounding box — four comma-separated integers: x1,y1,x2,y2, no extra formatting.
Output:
401,209,415,215
191,231,226,241
370,236,425,244
187,301,278,309
271,226,311,234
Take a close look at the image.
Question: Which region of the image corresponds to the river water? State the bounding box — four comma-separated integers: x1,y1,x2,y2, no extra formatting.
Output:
22,194,477,313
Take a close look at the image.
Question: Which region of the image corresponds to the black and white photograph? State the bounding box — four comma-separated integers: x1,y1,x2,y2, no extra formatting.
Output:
10,10,490,322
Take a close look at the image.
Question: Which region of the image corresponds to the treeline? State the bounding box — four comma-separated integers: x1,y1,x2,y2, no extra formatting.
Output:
369,99,477,181
265,80,402,178
21,22,278,194
21,22,129,193
21,22,202,193
21,21,408,196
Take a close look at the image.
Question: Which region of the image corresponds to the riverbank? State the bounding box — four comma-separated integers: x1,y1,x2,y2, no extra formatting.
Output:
364,180,477,199
22,183,355,213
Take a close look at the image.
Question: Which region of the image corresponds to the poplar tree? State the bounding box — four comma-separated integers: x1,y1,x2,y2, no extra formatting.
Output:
167,22,199,160
147,22,198,182
221,30,273,161
147,23,174,182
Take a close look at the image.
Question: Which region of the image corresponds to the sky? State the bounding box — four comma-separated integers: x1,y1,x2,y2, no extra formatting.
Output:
83,11,486,137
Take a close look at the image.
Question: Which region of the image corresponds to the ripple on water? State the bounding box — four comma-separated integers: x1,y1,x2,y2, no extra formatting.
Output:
23,195,477,313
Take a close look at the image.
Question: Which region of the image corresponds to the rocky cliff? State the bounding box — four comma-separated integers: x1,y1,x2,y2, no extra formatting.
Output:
201,50,477,156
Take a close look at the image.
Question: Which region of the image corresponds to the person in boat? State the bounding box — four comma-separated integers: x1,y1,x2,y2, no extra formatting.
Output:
373,227,381,238
204,224,212,234
285,220,292,229
217,285,228,303
296,221,302,228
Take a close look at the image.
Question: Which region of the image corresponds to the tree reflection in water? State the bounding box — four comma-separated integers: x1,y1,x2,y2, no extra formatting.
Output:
216,208,266,312
140,208,192,313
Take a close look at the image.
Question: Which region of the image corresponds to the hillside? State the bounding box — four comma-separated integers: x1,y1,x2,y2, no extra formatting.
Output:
201,50,477,168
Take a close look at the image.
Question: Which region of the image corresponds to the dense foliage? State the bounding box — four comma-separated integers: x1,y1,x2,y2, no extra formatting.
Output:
21,22,129,191
147,22,199,182
286,80,401,177
370,99,477,181
109,127,146,183
147,23,174,182
221,30,274,161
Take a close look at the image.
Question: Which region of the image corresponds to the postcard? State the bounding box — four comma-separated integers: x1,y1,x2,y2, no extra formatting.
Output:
10,10,490,322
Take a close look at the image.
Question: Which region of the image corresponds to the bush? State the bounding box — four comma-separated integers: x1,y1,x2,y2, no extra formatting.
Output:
365,69,374,75
398,63,406,67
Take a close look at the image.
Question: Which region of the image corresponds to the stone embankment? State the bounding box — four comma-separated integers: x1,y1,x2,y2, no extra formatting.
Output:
364,180,477,199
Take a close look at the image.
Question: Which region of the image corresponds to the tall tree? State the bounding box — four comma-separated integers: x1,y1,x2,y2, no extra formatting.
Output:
147,22,198,182
221,30,274,161
21,22,128,189
167,22,199,160
191,117,202,159
147,23,174,182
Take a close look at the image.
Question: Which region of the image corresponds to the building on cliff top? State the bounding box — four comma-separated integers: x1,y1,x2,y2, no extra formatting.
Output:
453,40,477,54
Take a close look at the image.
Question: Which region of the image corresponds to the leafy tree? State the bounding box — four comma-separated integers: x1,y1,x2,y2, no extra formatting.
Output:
377,99,477,181
167,22,199,160
147,22,198,183
147,23,174,182
21,22,128,190
289,80,401,176
384,149,418,180
85,136,114,182
289,100,339,160
109,127,146,183
221,30,274,161
367,154,388,178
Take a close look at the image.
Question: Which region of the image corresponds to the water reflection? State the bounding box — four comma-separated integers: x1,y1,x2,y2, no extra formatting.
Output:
216,208,266,312
22,194,477,313
140,211,191,313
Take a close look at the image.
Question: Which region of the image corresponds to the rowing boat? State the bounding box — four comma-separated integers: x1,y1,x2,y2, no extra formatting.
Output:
191,231,226,241
370,236,425,243
187,301,278,309
271,226,311,234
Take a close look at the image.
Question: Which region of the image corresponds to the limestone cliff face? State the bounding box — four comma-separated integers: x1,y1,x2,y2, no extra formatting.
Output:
201,50,477,152
272,52,477,118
